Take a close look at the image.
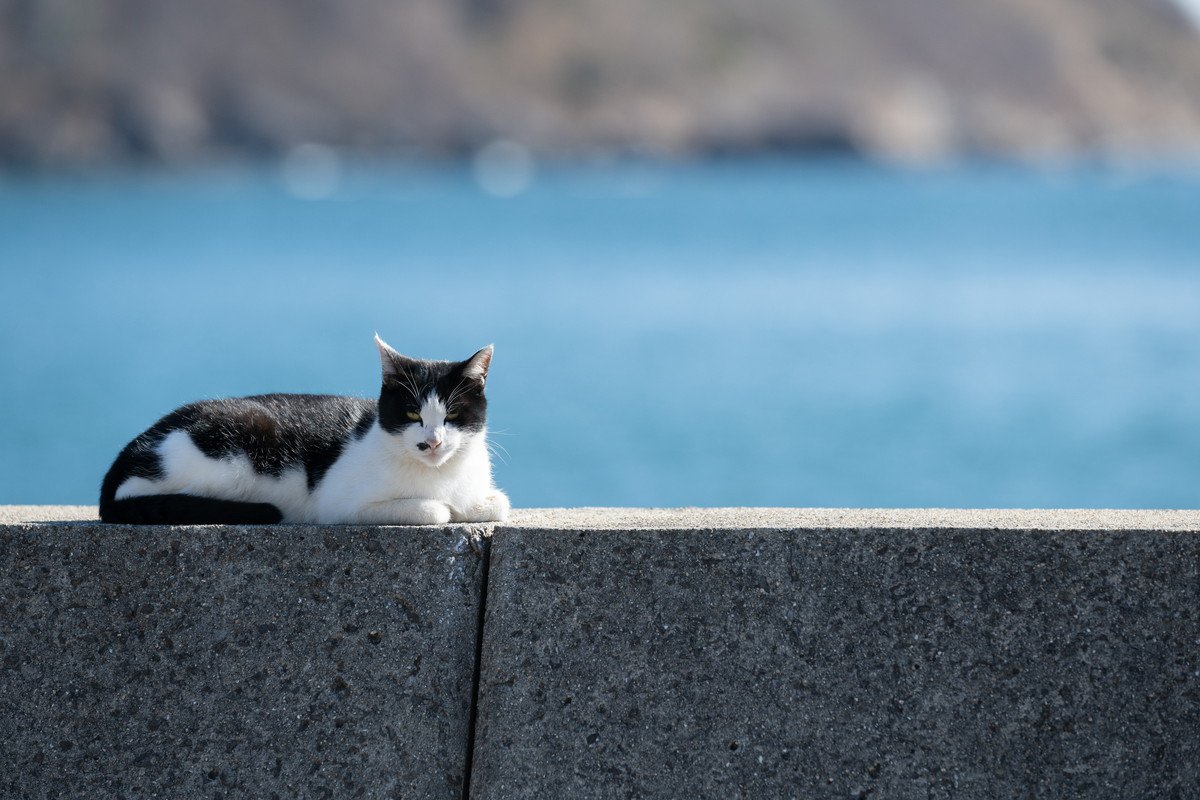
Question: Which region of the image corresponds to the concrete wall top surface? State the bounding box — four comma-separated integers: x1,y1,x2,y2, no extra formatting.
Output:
5,505,1200,531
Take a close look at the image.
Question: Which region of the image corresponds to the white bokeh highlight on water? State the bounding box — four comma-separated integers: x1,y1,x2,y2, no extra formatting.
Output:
281,144,342,200
1174,0,1200,24
473,141,534,198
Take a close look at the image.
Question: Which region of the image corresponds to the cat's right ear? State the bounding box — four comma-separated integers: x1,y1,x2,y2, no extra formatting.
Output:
374,334,417,381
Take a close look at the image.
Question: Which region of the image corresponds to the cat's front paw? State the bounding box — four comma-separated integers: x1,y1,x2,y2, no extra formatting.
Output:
395,499,453,526
488,490,511,522
454,490,510,523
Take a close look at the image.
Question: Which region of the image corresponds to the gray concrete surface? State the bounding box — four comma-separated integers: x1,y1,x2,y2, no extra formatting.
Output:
4,508,1199,800
1,517,487,800
0,505,100,523
472,516,1200,799
9,505,1200,530
507,506,1200,531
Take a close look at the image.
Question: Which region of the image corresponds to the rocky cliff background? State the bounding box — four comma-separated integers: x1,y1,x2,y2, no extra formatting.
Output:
3,0,1200,166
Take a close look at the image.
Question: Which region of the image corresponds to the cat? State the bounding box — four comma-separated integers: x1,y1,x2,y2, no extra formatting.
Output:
99,336,510,525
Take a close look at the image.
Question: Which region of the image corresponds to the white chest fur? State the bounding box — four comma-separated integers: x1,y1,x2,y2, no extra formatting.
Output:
312,423,497,523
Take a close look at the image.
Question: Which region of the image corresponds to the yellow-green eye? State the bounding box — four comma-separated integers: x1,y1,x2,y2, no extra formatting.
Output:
406,411,421,422
445,412,459,421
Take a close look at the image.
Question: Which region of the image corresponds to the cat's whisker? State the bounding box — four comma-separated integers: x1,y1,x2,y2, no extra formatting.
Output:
446,379,471,408
398,366,421,402
486,442,510,465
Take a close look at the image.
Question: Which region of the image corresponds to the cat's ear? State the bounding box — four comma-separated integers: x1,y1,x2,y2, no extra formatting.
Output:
374,333,418,380
461,344,494,385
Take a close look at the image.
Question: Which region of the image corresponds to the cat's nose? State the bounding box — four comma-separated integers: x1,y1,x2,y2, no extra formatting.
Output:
419,436,442,452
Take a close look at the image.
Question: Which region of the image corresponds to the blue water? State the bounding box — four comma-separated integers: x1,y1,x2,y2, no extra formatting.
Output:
1,159,1198,508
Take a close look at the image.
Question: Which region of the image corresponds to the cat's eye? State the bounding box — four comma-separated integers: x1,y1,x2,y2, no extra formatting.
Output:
445,412,459,421
406,411,421,422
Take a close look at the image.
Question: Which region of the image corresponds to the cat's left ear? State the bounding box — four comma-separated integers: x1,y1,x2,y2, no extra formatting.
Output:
460,344,494,386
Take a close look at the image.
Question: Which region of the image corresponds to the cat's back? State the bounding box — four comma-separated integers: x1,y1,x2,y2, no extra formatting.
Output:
212,393,376,445
147,393,375,457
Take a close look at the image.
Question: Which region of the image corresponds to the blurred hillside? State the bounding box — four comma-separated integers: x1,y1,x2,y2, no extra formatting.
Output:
3,0,1200,166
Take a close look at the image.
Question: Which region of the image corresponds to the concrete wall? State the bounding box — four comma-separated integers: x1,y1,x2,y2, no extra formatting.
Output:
0,509,488,800
2,507,1198,799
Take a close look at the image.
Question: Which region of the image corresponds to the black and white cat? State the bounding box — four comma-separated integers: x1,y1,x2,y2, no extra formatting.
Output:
99,336,510,525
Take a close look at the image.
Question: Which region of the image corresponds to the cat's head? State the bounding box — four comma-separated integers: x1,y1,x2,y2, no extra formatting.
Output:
374,335,491,466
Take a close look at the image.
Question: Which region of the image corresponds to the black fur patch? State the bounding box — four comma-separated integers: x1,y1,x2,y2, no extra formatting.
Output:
353,408,378,439
101,495,282,524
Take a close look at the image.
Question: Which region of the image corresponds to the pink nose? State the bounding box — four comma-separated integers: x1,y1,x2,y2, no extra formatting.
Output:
418,438,442,452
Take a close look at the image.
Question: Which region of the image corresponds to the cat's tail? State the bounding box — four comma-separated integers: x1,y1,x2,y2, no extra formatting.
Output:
99,494,283,525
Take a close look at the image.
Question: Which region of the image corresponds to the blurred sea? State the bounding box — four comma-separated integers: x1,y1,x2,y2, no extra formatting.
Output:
1,158,1198,508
